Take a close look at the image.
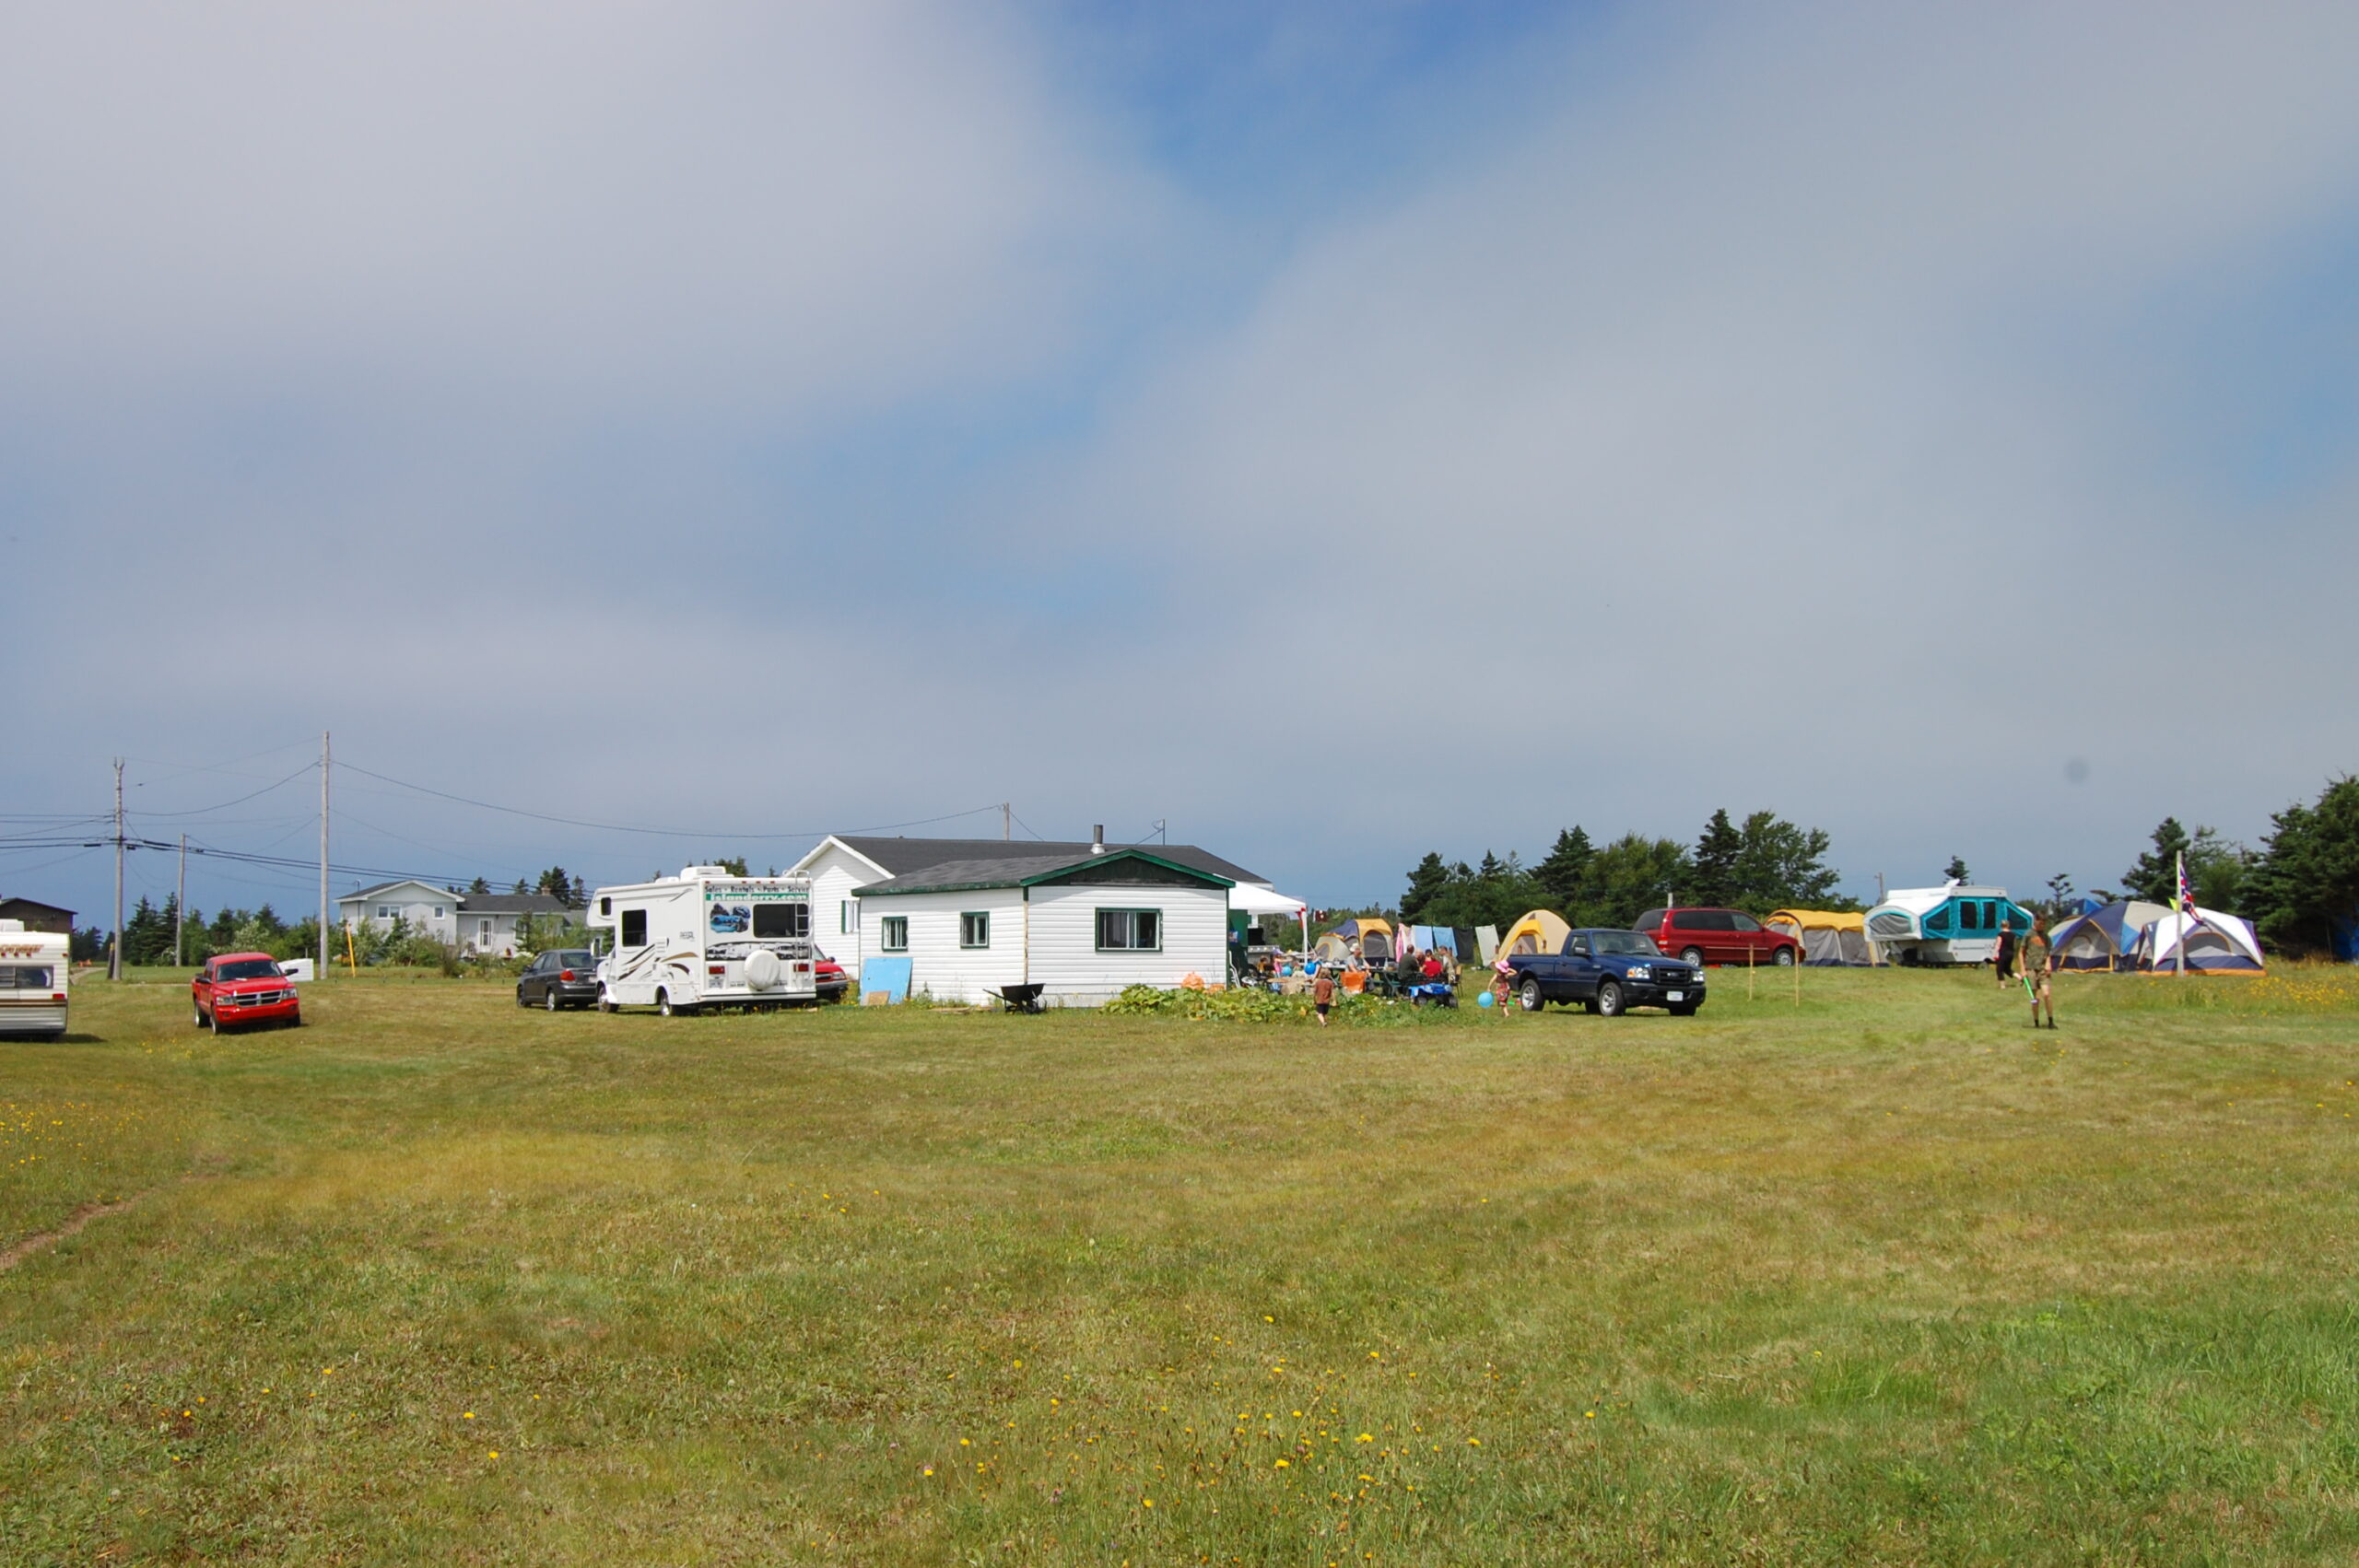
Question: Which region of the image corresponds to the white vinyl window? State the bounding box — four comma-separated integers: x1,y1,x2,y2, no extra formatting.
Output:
1095,907,1162,952
433,905,447,919
960,912,990,949
840,900,855,934
376,905,393,920
881,915,908,952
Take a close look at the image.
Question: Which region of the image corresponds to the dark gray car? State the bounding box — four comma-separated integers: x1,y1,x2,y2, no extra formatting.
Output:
518,948,601,1011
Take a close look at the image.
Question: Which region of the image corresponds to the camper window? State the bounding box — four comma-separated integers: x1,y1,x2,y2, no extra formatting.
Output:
752,903,808,940
620,909,648,947
0,965,53,989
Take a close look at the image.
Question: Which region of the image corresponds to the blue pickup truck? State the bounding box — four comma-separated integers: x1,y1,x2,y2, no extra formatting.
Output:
1502,928,1706,1016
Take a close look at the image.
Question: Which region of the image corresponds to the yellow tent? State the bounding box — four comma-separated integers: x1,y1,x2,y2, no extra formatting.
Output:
1496,909,1572,960
1312,918,1394,965
1763,909,1875,965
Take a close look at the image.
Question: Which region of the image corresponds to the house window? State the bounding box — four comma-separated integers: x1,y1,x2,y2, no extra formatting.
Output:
1096,908,1161,951
840,900,855,934
620,909,648,947
376,905,393,920
881,916,908,952
433,905,447,919
960,912,990,949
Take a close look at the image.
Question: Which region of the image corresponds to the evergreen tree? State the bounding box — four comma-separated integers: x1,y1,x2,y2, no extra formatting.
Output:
1728,812,1843,912
2122,818,2193,903
705,857,750,878
1533,827,1594,914
468,876,490,895
513,879,530,895
2242,778,2359,954
1690,810,1742,907
122,896,171,966
1400,852,1451,924
1943,856,1970,883
2043,872,2077,923
536,866,577,897
569,875,589,907
1580,835,1692,928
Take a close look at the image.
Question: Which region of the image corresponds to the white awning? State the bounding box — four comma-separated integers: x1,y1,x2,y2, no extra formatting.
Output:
1227,884,1309,917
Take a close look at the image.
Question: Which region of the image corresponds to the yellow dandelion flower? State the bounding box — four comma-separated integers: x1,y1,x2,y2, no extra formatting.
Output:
1356,1433,1372,1443
1274,1458,1290,1469
487,1450,499,1460
1142,1498,1154,1508
464,1411,475,1420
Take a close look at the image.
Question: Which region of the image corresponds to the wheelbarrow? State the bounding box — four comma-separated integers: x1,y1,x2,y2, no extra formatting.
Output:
991,983,1046,1013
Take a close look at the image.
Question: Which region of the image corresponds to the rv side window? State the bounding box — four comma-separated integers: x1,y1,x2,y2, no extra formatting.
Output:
0,965,54,989
753,903,808,939
620,909,648,947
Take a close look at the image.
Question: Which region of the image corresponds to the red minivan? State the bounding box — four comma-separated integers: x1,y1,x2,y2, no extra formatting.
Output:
1632,908,1801,969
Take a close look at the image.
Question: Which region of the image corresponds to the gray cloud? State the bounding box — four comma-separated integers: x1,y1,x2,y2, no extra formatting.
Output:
6,2,2357,921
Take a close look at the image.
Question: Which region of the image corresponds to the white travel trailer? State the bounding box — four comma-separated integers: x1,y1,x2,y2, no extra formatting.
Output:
586,867,817,1015
0,919,72,1040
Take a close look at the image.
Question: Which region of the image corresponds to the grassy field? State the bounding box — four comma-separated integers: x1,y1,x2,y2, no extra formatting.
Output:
6,965,2359,1565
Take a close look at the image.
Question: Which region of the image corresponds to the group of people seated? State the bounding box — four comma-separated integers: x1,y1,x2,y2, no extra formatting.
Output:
1260,939,1461,996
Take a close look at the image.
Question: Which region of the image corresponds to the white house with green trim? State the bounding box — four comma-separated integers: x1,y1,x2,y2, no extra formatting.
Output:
806,837,1250,1006
791,834,1269,1003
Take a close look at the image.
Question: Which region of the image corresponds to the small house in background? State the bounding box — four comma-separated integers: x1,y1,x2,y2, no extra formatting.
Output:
335,880,582,958
0,896,75,935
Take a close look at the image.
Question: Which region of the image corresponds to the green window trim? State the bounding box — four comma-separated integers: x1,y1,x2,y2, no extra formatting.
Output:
880,915,908,953
960,912,991,949
1095,907,1163,952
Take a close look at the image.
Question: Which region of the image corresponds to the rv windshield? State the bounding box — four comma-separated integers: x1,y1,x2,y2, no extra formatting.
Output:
1590,931,1661,956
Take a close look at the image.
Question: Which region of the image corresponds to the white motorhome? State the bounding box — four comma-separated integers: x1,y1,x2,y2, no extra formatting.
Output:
586,867,817,1015
0,919,72,1040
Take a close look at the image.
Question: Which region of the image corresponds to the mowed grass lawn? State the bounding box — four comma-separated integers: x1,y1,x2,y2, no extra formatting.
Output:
6,966,2359,1565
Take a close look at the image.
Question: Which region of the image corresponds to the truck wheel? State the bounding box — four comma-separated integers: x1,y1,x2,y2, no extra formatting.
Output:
1518,977,1545,1012
657,989,675,1018
1680,947,1706,969
1594,979,1625,1018
516,987,530,1008
209,1007,223,1036
1773,947,1795,967
546,987,562,1012
194,1003,206,1029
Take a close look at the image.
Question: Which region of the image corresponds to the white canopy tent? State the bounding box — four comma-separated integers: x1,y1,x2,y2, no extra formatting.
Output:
1227,883,1310,953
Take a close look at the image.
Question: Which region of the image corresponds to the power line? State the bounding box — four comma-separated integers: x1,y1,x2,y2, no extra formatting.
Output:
332,759,1004,842
133,759,318,818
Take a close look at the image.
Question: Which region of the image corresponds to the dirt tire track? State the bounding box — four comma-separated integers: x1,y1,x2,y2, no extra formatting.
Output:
0,1161,221,1271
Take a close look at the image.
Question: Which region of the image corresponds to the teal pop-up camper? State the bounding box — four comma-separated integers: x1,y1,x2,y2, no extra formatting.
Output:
1863,882,2035,965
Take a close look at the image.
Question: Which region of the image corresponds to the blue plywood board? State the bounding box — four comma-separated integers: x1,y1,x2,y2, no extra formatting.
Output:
860,957,912,1003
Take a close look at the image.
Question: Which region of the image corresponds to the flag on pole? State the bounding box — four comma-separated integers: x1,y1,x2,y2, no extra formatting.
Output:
2176,850,2204,929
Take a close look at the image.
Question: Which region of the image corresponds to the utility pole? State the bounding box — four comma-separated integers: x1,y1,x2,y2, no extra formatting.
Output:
1003,802,1011,841
175,832,187,967
111,758,124,980
319,731,331,977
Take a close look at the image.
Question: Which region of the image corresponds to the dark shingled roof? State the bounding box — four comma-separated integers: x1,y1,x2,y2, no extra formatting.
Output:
853,848,1237,898
834,836,1264,886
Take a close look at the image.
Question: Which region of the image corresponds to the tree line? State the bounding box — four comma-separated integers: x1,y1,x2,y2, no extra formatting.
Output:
2097,777,2359,955
1398,808,1847,931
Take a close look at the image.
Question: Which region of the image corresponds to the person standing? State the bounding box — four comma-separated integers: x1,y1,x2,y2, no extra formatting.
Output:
1311,967,1335,1027
1491,954,1515,1013
1994,918,2019,988
2023,919,2055,1029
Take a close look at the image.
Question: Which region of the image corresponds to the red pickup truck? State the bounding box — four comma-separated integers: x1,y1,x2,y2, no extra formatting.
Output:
193,952,302,1034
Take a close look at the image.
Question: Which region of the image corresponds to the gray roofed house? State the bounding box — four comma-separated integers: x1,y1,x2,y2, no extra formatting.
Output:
335,880,585,958
789,833,1270,984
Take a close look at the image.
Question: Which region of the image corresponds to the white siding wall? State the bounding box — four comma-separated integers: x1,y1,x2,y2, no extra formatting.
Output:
871,887,1027,1004
1027,883,1228,1005
803,846,879,973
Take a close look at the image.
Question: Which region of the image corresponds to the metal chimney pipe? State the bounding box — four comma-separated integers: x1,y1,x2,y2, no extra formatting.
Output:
1091,825,1105,855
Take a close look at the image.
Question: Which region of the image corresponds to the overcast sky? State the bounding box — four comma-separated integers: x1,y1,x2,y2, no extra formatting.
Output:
6,0,2356,926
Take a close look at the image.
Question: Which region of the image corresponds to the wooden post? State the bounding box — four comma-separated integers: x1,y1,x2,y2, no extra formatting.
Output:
1747,945,1755,1001
1793,946,1802,1006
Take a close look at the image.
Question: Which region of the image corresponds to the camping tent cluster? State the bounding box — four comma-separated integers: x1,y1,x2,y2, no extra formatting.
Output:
2050,900,2264,973
1311,917,1393,965
1763,910,1875,965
